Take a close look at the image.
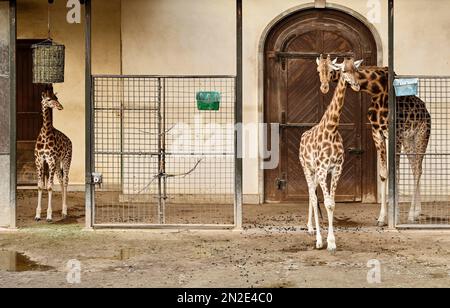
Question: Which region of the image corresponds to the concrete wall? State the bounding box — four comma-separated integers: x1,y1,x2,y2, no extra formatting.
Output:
0,1,11,227
17,0,122,187
121,0,450,203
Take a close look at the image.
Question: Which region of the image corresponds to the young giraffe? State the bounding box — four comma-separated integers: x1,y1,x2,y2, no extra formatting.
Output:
316,55,431,225
300,58,363,253
35,85,73,222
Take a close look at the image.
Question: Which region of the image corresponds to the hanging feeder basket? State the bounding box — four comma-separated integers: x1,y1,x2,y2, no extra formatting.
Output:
32,40,65,84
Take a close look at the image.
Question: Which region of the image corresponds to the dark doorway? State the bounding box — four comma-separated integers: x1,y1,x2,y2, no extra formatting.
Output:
16,39,48,186
264,9,378,203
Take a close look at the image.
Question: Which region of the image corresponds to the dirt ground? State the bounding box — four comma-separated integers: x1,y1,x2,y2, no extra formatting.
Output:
0,190,449,288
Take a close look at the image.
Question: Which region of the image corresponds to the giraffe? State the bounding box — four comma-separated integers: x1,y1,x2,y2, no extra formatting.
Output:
34,85,73,222
316,55,431,225
300,58,363,253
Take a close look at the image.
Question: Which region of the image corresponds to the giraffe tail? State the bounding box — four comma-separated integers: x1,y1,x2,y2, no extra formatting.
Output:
43,162,49,186
315,189,324,221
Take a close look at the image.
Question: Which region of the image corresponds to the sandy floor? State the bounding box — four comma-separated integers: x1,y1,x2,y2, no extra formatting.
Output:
0,190,448,288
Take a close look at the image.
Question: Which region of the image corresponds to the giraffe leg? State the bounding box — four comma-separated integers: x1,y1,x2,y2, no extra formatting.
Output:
372,127,388,226
406,127,429,223
46,158,56,223
305,171,317,236
35,159,45,221
318,167,338,254
56,161,68,219
300,155,316,235
315,168,334,251
62,150,72,219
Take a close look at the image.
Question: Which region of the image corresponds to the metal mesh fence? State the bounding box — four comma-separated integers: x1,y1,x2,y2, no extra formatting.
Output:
92,76,236,226
395,76,450,226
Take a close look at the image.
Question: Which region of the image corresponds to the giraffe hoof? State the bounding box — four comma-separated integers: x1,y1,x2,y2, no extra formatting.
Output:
62,214,68,220
46,219,53,223
377,221,387,227
34,217,41,222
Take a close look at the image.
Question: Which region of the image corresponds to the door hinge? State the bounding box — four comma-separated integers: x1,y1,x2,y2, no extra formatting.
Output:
348,148,365,155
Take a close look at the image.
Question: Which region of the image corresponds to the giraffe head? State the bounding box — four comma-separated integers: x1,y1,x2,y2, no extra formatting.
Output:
332,58,364,92
41,85,63,110
316,54,337,94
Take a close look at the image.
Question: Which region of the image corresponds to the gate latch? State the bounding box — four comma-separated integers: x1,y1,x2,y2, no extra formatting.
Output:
91,172,103,188
348,148,365,155
276,175,287,191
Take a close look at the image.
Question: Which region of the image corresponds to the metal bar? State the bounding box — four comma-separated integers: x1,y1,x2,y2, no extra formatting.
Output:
396,75,450,79
388,0,396,229
93,224,236,230
84,0,93,229
274,51,355,59
234,0,243,230
161,78,167,224
119,77,124,195
396,225,450,230
398,153,450,156
93,107,159,112
94,151,235,156
157,77,163,224
92,74,237,79
280,123,357,128
9,0,17,229
94,151,160,156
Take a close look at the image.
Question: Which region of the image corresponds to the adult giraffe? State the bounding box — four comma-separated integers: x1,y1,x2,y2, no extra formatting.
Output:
316,55,431,226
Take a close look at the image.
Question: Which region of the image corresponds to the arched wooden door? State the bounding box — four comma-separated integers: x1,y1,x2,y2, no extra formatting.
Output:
264,9,378,203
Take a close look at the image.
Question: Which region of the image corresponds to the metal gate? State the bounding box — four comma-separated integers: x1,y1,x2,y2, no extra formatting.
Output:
90,75,237,228
394,76,450,228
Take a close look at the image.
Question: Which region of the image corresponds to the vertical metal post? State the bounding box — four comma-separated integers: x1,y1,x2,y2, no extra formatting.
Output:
84,0,93,229
161,78,167,224
388,0,396,229
234,0,243,230
9,0,17,229
157,77,165,224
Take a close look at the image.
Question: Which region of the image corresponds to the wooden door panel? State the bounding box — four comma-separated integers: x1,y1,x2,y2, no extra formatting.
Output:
286,58,322,124
17,40,46,142
16,39,47,186
264,9,378,203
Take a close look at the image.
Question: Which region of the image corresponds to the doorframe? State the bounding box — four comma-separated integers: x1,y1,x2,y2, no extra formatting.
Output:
257,3,384,204
9,0,17,229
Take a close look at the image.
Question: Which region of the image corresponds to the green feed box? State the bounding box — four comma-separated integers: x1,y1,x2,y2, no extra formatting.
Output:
196,92,221,111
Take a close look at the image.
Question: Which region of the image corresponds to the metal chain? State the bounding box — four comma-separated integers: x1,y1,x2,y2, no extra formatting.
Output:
47,1,51,40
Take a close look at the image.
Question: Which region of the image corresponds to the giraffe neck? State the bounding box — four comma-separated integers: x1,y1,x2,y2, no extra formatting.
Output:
356,68,389,95
331,67,389,95
41,105,53,131
320,76,347,132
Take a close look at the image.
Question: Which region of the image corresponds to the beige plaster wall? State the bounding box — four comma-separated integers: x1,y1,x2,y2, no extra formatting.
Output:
16,0,450,201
